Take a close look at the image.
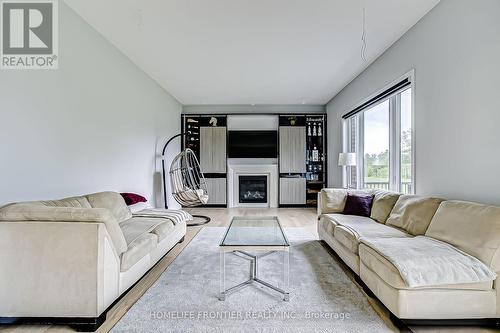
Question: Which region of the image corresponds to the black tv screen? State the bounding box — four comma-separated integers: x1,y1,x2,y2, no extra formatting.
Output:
228,131,278,158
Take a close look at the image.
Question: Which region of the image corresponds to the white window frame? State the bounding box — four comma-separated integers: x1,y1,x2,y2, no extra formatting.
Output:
342,70,415,193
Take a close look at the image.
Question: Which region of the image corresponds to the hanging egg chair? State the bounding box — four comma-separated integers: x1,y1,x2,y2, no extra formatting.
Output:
161,133,211,226
169,148,209,207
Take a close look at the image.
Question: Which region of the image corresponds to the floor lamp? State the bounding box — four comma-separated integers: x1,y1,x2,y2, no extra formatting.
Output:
338,153,357,189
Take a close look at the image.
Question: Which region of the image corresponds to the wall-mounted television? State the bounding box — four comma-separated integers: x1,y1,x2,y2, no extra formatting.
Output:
228,131,278,158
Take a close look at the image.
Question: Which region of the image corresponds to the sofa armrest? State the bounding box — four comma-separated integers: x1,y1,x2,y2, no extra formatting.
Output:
317,192,324,216
0,204,127,254
0,221,120,317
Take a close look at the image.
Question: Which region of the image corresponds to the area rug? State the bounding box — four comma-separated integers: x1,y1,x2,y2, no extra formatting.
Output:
112,227,394,333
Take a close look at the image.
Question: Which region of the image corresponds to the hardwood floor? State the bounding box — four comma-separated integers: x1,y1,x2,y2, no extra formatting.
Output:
1,208,497,333
187,207,319,235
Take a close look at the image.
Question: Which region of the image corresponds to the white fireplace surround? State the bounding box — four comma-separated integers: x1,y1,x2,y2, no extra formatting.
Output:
228,163,278,208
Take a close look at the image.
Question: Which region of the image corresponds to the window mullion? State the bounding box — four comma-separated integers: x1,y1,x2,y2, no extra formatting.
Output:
357,114,364,190
391,95,401,192
342,119,348,188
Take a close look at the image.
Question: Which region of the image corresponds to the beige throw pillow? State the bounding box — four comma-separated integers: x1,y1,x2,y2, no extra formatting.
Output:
370,190,401,223
386,195,444,235
86,191,132,223
320,189,348,213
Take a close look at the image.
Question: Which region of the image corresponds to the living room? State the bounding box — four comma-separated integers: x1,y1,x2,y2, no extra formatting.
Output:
1,0,499,332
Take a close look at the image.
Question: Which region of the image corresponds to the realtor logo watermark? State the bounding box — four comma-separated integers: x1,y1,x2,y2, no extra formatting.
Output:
1,0,58,69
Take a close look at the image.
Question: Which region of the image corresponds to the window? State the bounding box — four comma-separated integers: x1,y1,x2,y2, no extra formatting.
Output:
343,81,413,194
363,100,390,191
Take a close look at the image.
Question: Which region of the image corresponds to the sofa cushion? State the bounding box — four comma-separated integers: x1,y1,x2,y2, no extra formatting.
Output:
86,191,132,223
121,233,157,272
334,226,360,253
386,195,444,235
319,189,372,214
370,190,401,223
342,193,374,217
426,201,500,272
120,192,147,206
333,218,410,254
152,221,176,242
359,243,493,291
120,216,171,244
40,196,92,208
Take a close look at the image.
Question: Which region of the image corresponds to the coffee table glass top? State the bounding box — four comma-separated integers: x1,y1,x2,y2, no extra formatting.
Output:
220,216,289,247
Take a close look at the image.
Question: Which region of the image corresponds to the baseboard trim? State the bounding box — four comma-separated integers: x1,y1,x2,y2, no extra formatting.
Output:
402,318,500,328
0,312,106,332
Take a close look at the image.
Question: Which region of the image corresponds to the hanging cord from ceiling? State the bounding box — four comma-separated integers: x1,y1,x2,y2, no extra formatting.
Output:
361,7,367,62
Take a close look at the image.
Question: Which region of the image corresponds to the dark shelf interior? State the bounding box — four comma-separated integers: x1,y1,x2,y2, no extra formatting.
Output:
305,116,326,206
183,115,227,160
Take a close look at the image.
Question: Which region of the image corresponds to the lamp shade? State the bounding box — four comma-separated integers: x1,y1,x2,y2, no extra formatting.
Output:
338,153,356,166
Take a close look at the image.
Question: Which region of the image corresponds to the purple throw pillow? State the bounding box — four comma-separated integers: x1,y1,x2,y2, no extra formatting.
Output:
342,193,374,217
120,192,147,206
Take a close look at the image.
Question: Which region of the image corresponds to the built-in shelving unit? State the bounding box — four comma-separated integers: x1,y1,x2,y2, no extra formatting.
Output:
182,113,327,208
182,115,227,207
278,114,327,207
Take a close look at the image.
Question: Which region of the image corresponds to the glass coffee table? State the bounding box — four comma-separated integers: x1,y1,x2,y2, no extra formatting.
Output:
219,216,290,301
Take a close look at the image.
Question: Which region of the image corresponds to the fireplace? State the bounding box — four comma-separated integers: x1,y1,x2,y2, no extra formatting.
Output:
228,164,278,208
239,176,267,204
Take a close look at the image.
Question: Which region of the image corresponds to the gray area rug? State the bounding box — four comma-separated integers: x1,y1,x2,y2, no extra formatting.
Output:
112,227,394,333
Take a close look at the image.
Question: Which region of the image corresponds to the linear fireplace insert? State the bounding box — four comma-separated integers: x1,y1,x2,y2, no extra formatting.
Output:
239,175,267,204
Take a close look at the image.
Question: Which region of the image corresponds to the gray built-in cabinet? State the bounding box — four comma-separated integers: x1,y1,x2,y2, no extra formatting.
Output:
200,127,227,173
204,178,226,205
279,178,306,205
279,126,306,173
279,126,307,204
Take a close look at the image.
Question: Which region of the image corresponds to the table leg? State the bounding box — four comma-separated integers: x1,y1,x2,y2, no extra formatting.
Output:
254,255,258,278
219,251,225,301
283,249,290,301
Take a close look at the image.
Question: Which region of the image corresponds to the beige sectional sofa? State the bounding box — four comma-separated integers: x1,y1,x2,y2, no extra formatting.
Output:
318,188,500,324
0,191,189,330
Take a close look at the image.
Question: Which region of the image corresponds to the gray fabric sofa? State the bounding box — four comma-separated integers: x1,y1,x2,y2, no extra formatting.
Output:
318,188,500,323
0,191,189,330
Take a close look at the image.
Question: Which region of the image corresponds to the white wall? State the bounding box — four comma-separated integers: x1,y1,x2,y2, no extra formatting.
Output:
326,0,500,205
227,115,279,131
0,3,182,206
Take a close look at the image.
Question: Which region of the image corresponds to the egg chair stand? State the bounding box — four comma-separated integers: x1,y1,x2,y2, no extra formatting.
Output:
161,133,211,226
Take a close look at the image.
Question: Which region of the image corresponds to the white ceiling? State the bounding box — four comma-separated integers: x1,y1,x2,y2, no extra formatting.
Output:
64,0,439,105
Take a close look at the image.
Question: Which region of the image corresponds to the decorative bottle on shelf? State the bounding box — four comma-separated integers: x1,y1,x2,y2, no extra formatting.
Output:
312,145,319,162
312,123,317,136
318,123,322,136
307,123,312,136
